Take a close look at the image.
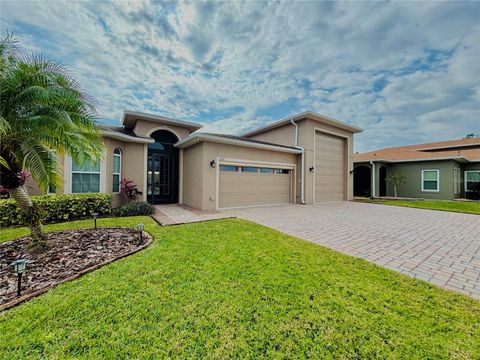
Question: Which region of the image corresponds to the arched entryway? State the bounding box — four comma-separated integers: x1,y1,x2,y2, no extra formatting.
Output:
354,165,371,197
379,165,387,197
147,130,179,204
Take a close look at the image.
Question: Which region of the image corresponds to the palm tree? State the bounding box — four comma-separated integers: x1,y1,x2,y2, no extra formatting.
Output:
0,34,104,249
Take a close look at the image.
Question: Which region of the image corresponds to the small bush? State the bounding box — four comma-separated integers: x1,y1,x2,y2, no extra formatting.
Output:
0,193,112,228
111,201,155,217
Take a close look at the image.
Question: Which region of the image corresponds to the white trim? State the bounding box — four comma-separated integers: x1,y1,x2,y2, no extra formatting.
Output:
421,169,440,192
215,157,296,210
313,128,349,204
242,111,363,137
100,150,106,193
112,148,122,193
175,133,303,154
101,130,155,144
464,170,480,193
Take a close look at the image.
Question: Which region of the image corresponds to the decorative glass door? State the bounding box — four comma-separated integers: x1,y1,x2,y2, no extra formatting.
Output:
147,152,177,204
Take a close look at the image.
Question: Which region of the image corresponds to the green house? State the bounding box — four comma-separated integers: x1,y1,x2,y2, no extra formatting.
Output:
353,138,480,200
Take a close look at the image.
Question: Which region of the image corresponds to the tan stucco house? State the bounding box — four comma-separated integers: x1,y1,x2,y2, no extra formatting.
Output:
27,110,363,210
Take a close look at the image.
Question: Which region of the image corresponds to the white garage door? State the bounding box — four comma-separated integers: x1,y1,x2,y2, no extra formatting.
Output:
219,165,292,209
315,131,346,202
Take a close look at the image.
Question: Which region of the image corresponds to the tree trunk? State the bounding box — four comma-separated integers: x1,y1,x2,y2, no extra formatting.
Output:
9,185,47,249
394,185,398,197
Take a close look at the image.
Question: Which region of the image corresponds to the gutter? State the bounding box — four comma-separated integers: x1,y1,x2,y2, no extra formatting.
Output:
102,130,155,144
175,133,302,154
291,119,305,204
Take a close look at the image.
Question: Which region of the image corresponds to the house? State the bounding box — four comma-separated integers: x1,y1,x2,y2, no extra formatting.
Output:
353,138,480,200
26,110,363,210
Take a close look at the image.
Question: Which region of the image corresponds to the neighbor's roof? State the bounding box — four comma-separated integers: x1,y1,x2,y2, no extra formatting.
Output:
243,111,363,137
354,137,480,163
122,110,203,132
175,133,303,154
98,125,154,144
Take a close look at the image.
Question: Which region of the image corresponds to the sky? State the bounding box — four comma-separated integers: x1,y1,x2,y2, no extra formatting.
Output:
2,0,479,151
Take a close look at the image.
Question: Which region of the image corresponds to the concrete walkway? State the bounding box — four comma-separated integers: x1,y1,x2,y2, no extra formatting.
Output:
224,203,480,299
153,204,234,225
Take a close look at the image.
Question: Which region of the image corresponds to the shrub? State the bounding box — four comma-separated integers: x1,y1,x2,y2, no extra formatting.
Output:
111,201,155,217
0,193,112,228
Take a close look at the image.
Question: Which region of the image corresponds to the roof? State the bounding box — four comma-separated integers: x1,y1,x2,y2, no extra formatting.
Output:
122,110,203,132
354,137,480,163
98,125,154,144
175,132,303,154
242,111,363,137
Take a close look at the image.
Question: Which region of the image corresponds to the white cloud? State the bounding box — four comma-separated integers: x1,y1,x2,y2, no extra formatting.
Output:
2,1,479,151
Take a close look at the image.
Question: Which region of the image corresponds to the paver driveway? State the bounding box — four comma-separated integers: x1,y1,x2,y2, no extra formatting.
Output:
224,202,480,299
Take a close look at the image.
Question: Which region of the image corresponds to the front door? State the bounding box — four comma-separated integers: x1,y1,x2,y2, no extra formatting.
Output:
147,152,178,204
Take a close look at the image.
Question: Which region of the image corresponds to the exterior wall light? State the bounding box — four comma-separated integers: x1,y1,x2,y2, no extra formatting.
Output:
11,259,29,297
136,223,145,242
309,166,314,173
210,160,216,168
350,170,355,175
93,213,99,229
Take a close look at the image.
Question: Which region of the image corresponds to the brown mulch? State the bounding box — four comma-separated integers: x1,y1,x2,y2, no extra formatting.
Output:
1,228,150,306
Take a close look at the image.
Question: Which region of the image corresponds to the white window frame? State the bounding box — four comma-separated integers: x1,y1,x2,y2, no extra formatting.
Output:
421,169,440,192
464,170,480,193
112,148,122,193
71,159,101,194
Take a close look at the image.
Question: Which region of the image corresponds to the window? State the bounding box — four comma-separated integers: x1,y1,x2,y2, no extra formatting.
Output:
274,169,290,174
422,169,439,192
113,148,122,193
71,159,100,193
220,165,238,172
259,168,274,173
241,167,258,173
465,171,480,192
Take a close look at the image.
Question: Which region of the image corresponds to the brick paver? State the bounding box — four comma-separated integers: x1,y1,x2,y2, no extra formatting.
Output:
223,202,480,299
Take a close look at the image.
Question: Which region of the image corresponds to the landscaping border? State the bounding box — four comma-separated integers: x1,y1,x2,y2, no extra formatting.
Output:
1,231,153,311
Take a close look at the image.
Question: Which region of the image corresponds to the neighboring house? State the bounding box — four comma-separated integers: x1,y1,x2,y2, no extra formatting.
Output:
353,138,480,200
25,110,362,210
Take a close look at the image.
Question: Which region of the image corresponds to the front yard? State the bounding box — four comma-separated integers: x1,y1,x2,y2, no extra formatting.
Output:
0,217,479,358
355,198,480,215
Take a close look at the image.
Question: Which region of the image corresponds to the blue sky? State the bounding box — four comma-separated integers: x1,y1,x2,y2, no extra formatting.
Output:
2,1,479,151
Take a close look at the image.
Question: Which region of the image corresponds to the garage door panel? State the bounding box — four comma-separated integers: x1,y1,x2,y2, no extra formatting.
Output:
315,132,346,202
219,167,292,208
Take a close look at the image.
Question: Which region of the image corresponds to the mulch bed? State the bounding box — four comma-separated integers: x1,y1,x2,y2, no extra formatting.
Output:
1,228,151,309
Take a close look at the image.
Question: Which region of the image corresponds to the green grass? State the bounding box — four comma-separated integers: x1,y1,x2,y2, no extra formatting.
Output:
355,198,480,215
1,217,479,358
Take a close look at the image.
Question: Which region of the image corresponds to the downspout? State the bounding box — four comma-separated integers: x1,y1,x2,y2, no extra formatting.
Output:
370,161,375,198
291,119,305,204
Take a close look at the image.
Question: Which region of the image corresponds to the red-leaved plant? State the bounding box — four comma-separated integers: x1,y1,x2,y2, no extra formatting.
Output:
120,178,142,201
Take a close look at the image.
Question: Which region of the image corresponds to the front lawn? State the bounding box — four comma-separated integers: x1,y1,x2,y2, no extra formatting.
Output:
355,198,480,215
1,217,479,358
